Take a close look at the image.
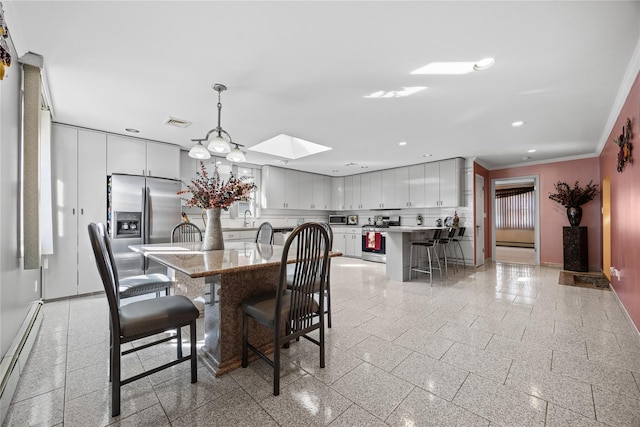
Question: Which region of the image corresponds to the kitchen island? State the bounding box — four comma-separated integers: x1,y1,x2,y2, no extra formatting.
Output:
130,241,339,376
386,226,445,282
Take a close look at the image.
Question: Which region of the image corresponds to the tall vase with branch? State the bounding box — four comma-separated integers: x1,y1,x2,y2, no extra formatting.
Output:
548,180,599,226
178,161,256,250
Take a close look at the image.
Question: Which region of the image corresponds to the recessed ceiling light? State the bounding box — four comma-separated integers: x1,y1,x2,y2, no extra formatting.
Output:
522,156,531,160
473,58,496,71
364,87,426,98
248,134,331,160
511,121,525,127
527,149,536,153
345,162,358,167
398,141,408,146
423,154,432,158
125,128,139,133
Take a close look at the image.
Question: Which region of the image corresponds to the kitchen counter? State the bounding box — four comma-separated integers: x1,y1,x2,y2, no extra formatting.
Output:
222,227,258,232
386,226,446,282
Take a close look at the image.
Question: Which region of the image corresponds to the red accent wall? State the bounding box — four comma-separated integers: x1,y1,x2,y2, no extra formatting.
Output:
599,72,640,329
489,158,602,269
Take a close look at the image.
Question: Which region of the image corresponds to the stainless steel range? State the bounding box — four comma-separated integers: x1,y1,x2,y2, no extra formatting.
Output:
361,215,400,263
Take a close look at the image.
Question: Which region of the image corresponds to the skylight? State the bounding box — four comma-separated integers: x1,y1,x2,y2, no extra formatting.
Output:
248,134,332,160
364,87,426,98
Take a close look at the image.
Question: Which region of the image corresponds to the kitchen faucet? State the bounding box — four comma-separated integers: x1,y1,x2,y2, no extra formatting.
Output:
243,209,252,227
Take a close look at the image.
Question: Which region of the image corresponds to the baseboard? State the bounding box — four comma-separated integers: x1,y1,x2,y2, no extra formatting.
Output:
0,301,43,424
609,284,640,341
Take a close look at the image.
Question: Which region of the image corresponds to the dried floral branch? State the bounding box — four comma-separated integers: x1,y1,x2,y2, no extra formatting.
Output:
548,180,599,207
178,161,256,210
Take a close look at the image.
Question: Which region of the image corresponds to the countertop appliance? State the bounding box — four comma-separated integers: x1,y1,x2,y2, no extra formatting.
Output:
329,215,347,225
107,174,181,278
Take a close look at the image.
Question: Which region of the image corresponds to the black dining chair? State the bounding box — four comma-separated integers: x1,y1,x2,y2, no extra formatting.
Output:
241,222,330,395
88,223,199,417
171,222,203,243
96,223,173,300
255,221,274,244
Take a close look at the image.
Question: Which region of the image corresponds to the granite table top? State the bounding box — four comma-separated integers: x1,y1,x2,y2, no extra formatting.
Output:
129,241,340,278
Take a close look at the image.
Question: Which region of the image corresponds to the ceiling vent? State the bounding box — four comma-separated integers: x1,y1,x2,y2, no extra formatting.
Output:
164,117,192,128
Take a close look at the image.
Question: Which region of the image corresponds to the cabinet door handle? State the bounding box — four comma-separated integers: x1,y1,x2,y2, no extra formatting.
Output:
72,208,75,215
81,208,84,215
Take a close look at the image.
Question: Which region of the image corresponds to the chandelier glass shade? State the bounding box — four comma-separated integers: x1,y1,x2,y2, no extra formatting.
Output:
226,143,247,162
188,139,211,159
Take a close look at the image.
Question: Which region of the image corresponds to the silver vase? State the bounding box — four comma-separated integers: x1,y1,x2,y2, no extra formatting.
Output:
202,207,224,251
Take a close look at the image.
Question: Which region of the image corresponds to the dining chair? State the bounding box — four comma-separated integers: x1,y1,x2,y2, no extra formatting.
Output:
171,222,203,243
88,223,199,417
241,222,330,395
97,223,172,300
255,221,274,244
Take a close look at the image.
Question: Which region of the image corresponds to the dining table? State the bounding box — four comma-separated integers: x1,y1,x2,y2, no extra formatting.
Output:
129,240,340,376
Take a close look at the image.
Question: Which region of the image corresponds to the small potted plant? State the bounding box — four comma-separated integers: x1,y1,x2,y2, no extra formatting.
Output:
548,180,599,226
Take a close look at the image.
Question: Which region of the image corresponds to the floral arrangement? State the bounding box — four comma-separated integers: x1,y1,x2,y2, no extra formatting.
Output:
548,180,599,207
178,161,256,210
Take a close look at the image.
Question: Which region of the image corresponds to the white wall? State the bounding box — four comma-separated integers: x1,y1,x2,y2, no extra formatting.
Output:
0,49,42,354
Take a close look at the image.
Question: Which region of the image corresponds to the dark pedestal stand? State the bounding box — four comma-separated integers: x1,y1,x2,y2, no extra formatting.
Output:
563,226,588,272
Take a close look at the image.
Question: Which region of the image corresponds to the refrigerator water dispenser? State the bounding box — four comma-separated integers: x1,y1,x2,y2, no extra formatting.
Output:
114,211,142,238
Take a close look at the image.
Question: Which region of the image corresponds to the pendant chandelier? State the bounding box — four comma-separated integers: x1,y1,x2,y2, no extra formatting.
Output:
188,83,246,163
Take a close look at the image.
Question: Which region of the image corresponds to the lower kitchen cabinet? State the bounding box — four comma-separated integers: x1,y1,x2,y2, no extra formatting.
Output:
46,125,107,299
223,230,256,242
332,227,361,258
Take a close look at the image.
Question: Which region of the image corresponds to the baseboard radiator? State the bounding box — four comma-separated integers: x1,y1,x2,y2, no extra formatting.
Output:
0,301,43,424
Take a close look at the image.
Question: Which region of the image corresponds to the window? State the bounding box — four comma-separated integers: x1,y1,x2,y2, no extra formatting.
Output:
495,187,534,230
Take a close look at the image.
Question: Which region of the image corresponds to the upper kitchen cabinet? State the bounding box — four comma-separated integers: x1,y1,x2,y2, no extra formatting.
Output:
262,166,330,210
424,158,465,207
393,167,411,207
331,177,345,210
407,164,426,207
344,174,362,210
179,150,196,194
107,134,180,179
47,125,106,299
261,166,299,209
146,141,180,179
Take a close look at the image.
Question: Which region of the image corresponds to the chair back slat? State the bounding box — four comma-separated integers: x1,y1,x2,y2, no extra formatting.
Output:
277,223,329,333
88,223,121,331
171,222,202,243
255,222,274,244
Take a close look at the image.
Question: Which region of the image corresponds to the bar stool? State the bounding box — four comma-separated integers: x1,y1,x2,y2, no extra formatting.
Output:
409,228,442,285
451,227,466,270
437,227,458,276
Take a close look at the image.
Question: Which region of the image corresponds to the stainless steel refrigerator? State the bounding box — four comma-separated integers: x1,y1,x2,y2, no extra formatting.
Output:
107,174,182,278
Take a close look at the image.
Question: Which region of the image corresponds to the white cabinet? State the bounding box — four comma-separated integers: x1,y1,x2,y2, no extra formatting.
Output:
46,125,106,299
394,167,411,208
424,158,464,207
381,169,396,208
261,166,300,209
332,227,361,258
344,175,362,210
223,230,255,242
261,166,330,210
331,177,345,210
407,164,426,207
106,134,146,175
312,175,331,210
107,134,180,179
179,150,196,199
147,141,180,179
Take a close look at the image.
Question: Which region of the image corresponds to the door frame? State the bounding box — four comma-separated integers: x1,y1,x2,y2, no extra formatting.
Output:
491,175,540,265
475,174,485,266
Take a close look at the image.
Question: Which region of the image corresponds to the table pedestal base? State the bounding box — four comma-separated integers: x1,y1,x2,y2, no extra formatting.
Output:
172,266,281,376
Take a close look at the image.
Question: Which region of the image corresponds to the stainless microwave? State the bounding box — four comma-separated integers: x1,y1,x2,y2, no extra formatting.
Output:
328,215,347,225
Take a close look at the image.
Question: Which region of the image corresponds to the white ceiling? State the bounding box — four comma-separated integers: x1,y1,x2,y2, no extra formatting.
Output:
4,1,640,175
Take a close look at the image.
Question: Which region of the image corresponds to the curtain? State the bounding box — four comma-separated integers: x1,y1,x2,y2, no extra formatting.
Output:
495,187,534,230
